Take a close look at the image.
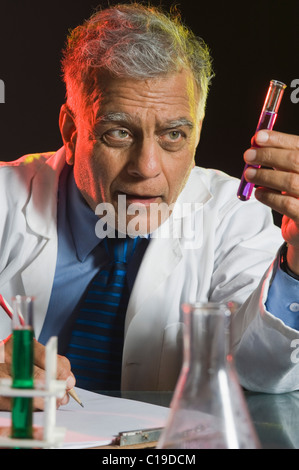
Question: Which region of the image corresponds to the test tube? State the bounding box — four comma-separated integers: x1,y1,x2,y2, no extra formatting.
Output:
11,296,34,439
237,79,287,201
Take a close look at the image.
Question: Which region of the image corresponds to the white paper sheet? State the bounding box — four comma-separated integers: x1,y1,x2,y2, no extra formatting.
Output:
0,388,170,448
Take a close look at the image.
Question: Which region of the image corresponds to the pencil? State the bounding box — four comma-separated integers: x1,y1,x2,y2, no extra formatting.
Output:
0,295,85,408
68,388,84,407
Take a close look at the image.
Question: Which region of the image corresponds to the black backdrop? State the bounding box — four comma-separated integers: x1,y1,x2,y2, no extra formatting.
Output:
0,0,298,183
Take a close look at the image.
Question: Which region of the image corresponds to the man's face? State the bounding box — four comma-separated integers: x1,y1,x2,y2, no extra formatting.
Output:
61,69,202,235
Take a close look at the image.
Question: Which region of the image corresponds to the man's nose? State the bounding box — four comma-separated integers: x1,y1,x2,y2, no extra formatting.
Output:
127,138,162,179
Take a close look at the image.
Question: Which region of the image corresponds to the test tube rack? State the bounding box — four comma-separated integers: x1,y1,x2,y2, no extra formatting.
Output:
0,336,66,448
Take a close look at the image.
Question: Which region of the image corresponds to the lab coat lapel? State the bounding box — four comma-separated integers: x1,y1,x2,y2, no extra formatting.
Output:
21,148,66,337
125,168,213,327
125,215,183,329
24,148,66,238
20,236,57,338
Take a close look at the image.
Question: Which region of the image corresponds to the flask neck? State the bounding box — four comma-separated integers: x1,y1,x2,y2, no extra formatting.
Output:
184,305,231,377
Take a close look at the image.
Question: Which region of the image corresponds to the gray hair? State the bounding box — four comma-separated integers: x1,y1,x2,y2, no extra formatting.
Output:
61,3,213,119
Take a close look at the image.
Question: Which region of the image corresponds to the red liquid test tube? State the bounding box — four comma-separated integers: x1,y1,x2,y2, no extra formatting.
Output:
237,80,286,201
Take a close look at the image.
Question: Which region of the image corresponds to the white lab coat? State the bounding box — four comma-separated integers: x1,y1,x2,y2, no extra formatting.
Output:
1,148,299,393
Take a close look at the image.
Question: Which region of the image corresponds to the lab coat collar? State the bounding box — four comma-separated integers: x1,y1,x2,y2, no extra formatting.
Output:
24,147,66,238
173,166,213,218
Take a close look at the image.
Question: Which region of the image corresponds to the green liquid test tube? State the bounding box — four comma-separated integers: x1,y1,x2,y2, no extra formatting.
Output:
11,296,34,440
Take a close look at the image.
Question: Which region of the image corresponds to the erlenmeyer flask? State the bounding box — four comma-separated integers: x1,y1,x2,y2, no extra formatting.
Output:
157,302,260,449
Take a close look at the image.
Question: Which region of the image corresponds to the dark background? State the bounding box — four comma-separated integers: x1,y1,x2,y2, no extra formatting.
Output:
0,0,298,183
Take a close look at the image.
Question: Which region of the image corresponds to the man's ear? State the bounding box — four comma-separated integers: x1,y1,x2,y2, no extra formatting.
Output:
59,104,77,165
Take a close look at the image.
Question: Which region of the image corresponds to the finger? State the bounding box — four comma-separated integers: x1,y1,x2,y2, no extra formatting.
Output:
244,147,299,173
33,340,74,382
33,345,74,409
33,396,46,411
33,340,47,370
1,334,13,364
55,356,75,408
253,130,299,150
0,395,12,411
0,361,14,410
0,363,45,411
58,391,71,408
56,355,73,383
245,167,299,198
32,365,73,410
281,218,299,249
34,340,73,377
56,365,76,408
33,340,76,410
0,393,45,411
254,187,299,224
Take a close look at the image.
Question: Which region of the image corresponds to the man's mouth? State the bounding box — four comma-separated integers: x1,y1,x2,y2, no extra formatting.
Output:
118,192,162,206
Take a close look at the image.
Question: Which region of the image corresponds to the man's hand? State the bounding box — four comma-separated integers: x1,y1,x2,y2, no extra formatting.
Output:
0,335,75,411
244,129,299,275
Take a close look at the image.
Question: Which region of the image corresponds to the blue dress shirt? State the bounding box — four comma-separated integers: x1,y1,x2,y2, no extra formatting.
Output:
266,264,299,330
38,165,148,353
38,164,299,354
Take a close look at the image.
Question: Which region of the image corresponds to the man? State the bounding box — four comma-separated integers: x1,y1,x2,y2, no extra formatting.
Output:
0,4,299,410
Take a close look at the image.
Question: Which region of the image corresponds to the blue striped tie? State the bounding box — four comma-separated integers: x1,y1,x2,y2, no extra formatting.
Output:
66,235,140,391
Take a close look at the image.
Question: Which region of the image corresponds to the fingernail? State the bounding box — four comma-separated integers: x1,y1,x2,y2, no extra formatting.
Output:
66,375,76,390
256,130,269,143
244,149,256,162
60,394,69,406
245,167,257,179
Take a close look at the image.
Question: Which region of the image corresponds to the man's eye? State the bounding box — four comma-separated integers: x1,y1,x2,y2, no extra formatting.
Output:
160,130,185,144
108,129,130,139
101,128,133,146
168,131,182,141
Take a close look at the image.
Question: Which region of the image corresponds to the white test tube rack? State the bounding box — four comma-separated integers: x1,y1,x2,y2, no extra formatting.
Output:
0,336,66,448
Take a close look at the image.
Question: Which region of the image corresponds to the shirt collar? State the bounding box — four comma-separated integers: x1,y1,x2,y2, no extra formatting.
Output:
65,165,208,257
67,168,101,262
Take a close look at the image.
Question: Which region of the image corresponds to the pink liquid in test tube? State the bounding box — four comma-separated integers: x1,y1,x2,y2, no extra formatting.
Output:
237,79,287,201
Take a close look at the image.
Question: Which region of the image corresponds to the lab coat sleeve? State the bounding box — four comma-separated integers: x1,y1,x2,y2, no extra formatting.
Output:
200,174,299,393
233,256,299,393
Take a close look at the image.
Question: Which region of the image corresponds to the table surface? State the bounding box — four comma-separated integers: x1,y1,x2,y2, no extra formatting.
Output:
245,390,299,449
100,389,299,449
